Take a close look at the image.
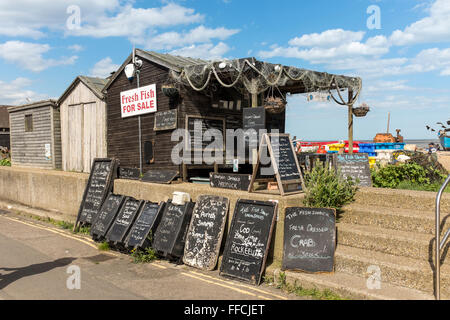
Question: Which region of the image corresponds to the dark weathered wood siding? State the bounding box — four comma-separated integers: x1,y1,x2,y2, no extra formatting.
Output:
106,57,285,173
0,132,9,149
106,59,179,171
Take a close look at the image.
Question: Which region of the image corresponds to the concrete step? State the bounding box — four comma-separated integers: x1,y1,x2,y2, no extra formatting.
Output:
354,187,450,213
337,222,435,261
340,204,450,235
335,245,450,296
267,266,435,300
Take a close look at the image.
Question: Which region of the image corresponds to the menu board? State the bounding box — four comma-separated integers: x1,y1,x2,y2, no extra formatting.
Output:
90,194,125,238
118,167,141,180
154,109,177,131
106,197,143,244
282,207,336,273
270,135,301,181
141,170,178,184
186,116,225,151
243,107,265,130
333,153,372,187
249,134,305,195
183,195,229,270
209,173,251,191
126,201,165,248
152,200,195,258
220,199,277,285
76,158,117,225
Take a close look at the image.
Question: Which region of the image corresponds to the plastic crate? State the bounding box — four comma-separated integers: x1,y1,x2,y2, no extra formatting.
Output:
393,143,405,150
359,143,375,153
327,143,345,151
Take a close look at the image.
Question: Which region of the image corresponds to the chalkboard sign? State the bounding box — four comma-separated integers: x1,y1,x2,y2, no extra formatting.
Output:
125,201,165,248
91,193,125,238
333,153,372,187
106,197,143,244
243,107,265,151
141,170,178,184
76,158,118,227
282,207,336,273
186,116,225,151
154,109,177,131
209,173,251,191
243,107,265,130
249,134,305,195
220,199,277,285
152,200,195,258
271,135,302,181
183,195,230,270
118,167,141,180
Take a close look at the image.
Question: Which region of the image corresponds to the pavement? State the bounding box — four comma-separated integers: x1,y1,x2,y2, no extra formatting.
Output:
0,209,302,301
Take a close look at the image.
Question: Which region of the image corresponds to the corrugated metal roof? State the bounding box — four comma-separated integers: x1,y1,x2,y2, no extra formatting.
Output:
0,106,10,128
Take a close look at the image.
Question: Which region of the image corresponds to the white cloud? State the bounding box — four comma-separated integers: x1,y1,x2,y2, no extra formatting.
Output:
89,57,120,78
288,29,365,48
0,78,48,105
169,42,231,60
0,41,77,72
0,0,120,38
67,3,204,42
259,33,389,62
390,0,450,46
68,44,84,52
146,25,239,50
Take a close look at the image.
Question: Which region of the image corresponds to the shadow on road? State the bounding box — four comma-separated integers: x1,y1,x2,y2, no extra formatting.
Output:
0,257,76,290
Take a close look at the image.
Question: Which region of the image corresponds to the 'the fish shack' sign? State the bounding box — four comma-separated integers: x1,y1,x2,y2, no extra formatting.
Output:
120,84,157,118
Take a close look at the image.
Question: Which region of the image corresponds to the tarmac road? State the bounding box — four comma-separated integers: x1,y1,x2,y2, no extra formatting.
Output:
0,210,300,301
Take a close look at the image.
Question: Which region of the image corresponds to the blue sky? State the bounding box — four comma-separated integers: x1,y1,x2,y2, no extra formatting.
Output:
0,0,449,140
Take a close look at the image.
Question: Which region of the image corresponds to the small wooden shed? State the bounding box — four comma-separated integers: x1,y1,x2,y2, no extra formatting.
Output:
0,105,10,149
58,76,108,173
8,100,62,169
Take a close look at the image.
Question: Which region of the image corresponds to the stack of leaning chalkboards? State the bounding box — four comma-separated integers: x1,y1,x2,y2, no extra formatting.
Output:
74,158,337,286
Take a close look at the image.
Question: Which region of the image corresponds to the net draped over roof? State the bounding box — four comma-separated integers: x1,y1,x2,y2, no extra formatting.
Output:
169,57,362,105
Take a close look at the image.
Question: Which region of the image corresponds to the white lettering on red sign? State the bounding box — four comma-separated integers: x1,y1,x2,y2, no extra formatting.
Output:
120,84,157,118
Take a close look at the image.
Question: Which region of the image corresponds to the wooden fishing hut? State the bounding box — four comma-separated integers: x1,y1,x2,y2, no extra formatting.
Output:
58,76,108,173
103,49,361,182
8,100,62,169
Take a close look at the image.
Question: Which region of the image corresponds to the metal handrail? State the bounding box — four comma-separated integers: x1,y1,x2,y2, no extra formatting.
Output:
436,174,450,300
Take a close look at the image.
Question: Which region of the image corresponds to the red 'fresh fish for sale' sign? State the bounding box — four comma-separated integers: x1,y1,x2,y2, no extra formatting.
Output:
120,84,157,118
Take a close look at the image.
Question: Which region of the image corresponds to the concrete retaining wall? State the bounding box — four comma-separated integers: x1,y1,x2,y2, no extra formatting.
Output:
1,166,449,267
0,166,88,217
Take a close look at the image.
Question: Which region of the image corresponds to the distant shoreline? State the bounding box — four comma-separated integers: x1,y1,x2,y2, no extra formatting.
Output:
302,139,440,149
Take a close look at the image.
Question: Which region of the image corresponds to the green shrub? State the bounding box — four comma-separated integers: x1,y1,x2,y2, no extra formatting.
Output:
98,241,110,251
303,161,358,209
0,158,11,166
130,247,157,263
371,162,446,189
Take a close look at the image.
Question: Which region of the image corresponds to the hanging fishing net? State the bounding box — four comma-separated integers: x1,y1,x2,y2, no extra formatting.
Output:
169,58,362,106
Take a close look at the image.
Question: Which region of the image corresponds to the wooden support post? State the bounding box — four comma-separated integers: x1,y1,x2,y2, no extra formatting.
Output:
252,92,258,107
348,89,354,154
252,91,258,170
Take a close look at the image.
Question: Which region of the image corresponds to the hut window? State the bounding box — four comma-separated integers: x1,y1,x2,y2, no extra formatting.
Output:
144,141,154,164
25,114,33,132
